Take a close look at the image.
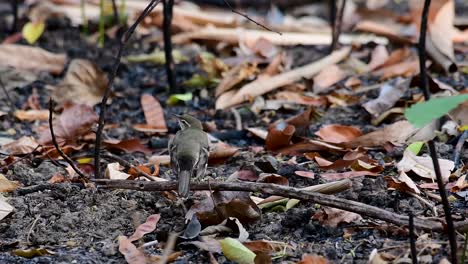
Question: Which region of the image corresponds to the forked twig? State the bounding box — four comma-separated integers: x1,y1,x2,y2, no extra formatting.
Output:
94,0,161,179
48,98,86,179
417,0,457,262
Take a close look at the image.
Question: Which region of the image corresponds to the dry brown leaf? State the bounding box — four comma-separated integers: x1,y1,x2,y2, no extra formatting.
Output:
148,155,171,166
315,125,362,144
374,48,412,70
0,44,66,74
103,138,152,155
451,174,468,192
377,58,420,80
257,173,289,186
0,174,20,192
354,20,415,44
14,110,49,121
321,171,379,181
313,207,362,227
215,63,258,97
397,150,454,182
209,141,239,162
38,104,98,145
385,172,421,194
0,196,14,222
313,64,347,93
298,254,329,264
265,123,295,150
343,120,431,148
128,214,161,241
51,59,108,106
139,94,167,132
428,0,456,60
2,136,39,155
368,45,389,70
216,47,350,109
274,91,328,106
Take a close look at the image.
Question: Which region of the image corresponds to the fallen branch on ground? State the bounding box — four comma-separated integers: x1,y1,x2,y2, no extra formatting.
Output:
94,179,468,233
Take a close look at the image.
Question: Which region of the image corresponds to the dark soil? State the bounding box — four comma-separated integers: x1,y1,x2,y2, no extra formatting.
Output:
0,3,467,264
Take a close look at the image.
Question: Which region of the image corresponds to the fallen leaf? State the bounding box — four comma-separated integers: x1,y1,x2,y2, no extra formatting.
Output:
451,174,468,192
0,44,66,74
397,150,454,182
298,254,329,264
167,93,192,105
124,49,188,64
376,58,420,80
118,236,147,264
313,64,347,93
103,138,152,154
22,22,45,44
368,45,389,70
354,20,415,44
187,191,262,225
257,173,289,186
38,104,98,145
0,174,20,192
265,122,295,150
0,195,14,221
216,47,350,109
2,136,39,155
313,207,362,227
148,155,171,166
106,163,130,180
294,171,315,179
215,63,258,97
139,94,167,132
51,59,108,106
321,171,379,181
315,125,362,144
274,91,328,106
363,78,410,117
209,141,239,162
385,172,421,194
12,248,54,258
220,238,256,264
128,214,161,241
14,110,49,121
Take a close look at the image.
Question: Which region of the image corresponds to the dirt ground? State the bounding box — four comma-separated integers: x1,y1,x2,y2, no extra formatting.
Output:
0,2,467,264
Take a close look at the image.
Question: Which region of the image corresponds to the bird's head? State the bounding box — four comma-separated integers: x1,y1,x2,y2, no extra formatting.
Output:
174,114,203,130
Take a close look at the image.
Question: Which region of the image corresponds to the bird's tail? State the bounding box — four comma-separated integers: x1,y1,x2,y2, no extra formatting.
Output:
178,170,191,198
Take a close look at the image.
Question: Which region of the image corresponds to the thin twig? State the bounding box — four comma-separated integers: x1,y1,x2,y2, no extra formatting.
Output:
93,179,468,232
453,130,468,169
409,212,418,264
230,108,242,131
0,145,41,171
418,0,457,262
163,0,177,93
0,75,16,113
111,0,119,25
221,0,281,35
330,0,345,52
328,0,336,54
94,0,161,179
49,98,86,179
101,152,155,181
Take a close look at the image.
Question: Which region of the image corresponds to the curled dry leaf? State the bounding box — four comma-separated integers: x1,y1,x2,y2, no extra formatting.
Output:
38,104,98,145
209,141,239,162
363,78,410,117
385,172,420,194
51,59,108,107
397,150,454,182
134,94,168,133
187,191,262,225
265,122,295,150
274,91,328,107
315,125,362,144
2,136,39,155
14,110,49,121
257,173,289,186
312,207,362,227
0,44,66,74
376,58,420,80
105,163,130,180
128,214,161,241
313,64,347,94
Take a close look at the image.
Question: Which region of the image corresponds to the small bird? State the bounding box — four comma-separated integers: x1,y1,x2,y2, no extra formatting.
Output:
169,114,209,197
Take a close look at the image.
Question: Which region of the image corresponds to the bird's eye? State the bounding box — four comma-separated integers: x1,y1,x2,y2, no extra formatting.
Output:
178,119,190,129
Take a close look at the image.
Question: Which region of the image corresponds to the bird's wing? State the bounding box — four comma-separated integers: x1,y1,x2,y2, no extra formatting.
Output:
195,145,209,179
168,135,179,175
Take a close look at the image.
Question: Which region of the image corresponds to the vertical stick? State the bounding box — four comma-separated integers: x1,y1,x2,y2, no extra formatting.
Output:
409,212,418,264
330,0,345,53
111,0,119,25
163,0,177,93
98,0,105,48
80,0,88,34
418,1,457,263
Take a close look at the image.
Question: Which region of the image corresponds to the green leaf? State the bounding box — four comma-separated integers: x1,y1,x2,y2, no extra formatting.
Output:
405,94,468,128
220,238,256,264
124,49,187,64
22,22,45,44
183,74,219,87
167,93,193,105
406,142,424,155
286,198,300,210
